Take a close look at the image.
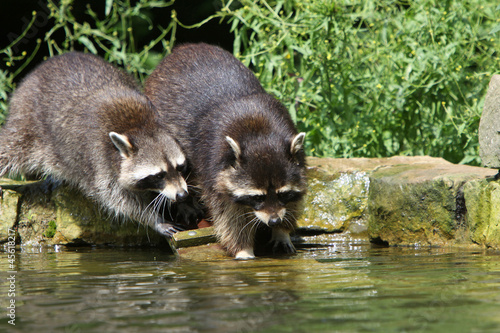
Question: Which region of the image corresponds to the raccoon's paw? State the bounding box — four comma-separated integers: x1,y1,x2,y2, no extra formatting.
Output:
174,199,204,226
235,248,256,260
270,229,296,255
154,222,185,238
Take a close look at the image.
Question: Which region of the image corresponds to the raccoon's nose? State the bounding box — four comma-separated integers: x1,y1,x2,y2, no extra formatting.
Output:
176,191,188,202
268,217,282,227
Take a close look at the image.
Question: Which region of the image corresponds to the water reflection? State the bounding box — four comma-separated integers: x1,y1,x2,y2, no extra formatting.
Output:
1,236,500,332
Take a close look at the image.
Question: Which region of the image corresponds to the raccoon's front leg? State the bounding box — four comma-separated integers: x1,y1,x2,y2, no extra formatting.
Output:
214,210,257,260
235,247,256,260
270,228,296,254
152,216,185,238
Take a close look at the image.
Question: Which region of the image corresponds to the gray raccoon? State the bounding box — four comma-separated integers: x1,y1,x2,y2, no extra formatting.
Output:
0,52,188,236
145,43,307,259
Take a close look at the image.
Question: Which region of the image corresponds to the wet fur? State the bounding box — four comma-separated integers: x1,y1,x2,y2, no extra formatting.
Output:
0,52,187,236
145,43,307,257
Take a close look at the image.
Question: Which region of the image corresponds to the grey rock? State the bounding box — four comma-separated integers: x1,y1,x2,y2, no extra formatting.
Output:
479,75,500,168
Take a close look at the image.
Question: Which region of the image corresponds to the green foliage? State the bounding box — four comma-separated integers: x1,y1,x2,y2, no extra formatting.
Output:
1,0,499,165
43,0,177,79
221,0,500,164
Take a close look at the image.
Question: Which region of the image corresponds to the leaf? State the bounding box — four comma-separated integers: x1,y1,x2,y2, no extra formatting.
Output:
105,0,113,16
490,24,500,35
78,36,98,54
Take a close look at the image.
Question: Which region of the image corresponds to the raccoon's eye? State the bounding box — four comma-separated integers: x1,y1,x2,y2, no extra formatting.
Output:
153,171,167,180
142,171,166,183
277,191,303,204
233,194,266,209
135,171,166,190
176,162,187,174
251,195,266,203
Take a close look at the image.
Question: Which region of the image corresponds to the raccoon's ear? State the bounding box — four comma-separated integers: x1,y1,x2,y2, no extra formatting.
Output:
225,136,241,160
109,132,133,158
290,132,306,155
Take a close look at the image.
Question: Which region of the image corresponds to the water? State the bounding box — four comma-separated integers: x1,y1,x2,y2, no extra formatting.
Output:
1,235,500,333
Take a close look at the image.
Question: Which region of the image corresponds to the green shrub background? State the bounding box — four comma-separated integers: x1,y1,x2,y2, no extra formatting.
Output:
1,0,499,165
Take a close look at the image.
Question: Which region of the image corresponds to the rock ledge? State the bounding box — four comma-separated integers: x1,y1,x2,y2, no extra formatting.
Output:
2,156,498,250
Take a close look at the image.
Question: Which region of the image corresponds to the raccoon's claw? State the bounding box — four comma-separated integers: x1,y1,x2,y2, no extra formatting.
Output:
273,241,296,255
269,229,296,255
154,222,185,238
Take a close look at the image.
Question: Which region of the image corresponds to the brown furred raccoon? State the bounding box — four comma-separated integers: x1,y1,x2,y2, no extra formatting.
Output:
0,52,188,236
145,43,307,259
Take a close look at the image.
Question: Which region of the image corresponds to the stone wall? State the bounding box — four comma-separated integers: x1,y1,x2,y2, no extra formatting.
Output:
1,156,498,249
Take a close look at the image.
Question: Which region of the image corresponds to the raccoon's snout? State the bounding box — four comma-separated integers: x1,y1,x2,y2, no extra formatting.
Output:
160,177,189,202
254,209,286,227
162,186,188,202
176,190,188,202
268,217,282,227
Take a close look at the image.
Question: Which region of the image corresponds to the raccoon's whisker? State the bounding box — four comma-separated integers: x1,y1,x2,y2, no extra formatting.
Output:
161,196,171,222
239,211,256,219
248,218,262,242
151,194,162,214
283,211,296,229
140,195,158,224
283,218,293,230
238,216,259,240
187,184,201,195
152,193,165,217
142,193,165,227
163,195,174,222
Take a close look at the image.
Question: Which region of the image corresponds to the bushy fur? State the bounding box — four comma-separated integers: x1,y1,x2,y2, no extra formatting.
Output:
0,52,188,236
145,43,307,258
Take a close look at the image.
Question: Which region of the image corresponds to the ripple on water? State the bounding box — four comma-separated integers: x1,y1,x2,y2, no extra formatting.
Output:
1,244,500,332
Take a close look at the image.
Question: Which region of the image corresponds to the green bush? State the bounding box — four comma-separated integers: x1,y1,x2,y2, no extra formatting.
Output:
222,0,500,164
1,0,499,165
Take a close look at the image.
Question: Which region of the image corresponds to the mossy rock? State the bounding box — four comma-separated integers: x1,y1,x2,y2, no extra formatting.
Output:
463,179,500,248
297,156,447,234
298,167,369,233
2,156,499,250
368,161,496,247
1,178,168,247
0,189,21,242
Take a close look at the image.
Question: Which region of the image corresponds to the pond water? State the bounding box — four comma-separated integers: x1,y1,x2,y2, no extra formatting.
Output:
1,235,500,333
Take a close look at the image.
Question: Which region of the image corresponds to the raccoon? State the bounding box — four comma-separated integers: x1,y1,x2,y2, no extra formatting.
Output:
0,52,188,237
145,43,307,259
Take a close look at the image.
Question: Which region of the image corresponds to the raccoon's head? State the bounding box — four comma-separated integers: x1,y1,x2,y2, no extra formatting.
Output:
217,132,307,227
109,131,188,201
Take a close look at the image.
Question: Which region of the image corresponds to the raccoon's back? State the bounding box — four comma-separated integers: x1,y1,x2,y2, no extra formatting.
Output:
0,52,142,180
7,52,140,122
145,43,265,134
37,52,139,95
